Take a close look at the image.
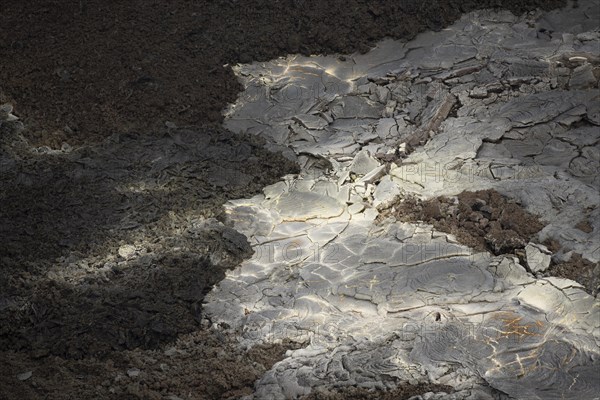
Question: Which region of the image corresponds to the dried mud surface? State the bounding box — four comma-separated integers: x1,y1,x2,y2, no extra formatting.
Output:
0,0,578,399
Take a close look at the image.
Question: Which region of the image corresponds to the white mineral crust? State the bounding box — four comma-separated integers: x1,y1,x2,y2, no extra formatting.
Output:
206,2,600,398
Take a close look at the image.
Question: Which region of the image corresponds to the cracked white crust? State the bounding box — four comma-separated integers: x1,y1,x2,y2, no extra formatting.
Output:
206,1,600,399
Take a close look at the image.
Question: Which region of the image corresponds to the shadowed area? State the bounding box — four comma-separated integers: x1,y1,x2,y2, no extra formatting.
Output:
0,124,298,358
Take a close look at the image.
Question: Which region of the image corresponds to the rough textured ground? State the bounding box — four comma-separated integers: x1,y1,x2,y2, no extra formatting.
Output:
301,383,454,400
0,331,298,400
0,111,300,399
0,125,298,359
2,0,597,399
1,0,565,148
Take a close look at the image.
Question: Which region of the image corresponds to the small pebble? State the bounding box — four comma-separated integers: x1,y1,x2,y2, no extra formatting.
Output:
17,371,32,381
118,244,137,259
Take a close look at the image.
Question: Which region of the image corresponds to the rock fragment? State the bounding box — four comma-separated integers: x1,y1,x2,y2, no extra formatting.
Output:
525,243,552,273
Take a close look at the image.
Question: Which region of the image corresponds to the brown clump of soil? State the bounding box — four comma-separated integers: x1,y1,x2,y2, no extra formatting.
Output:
574,219,594,233
302,383,454,400
378,189,544,256
544,253,600,296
